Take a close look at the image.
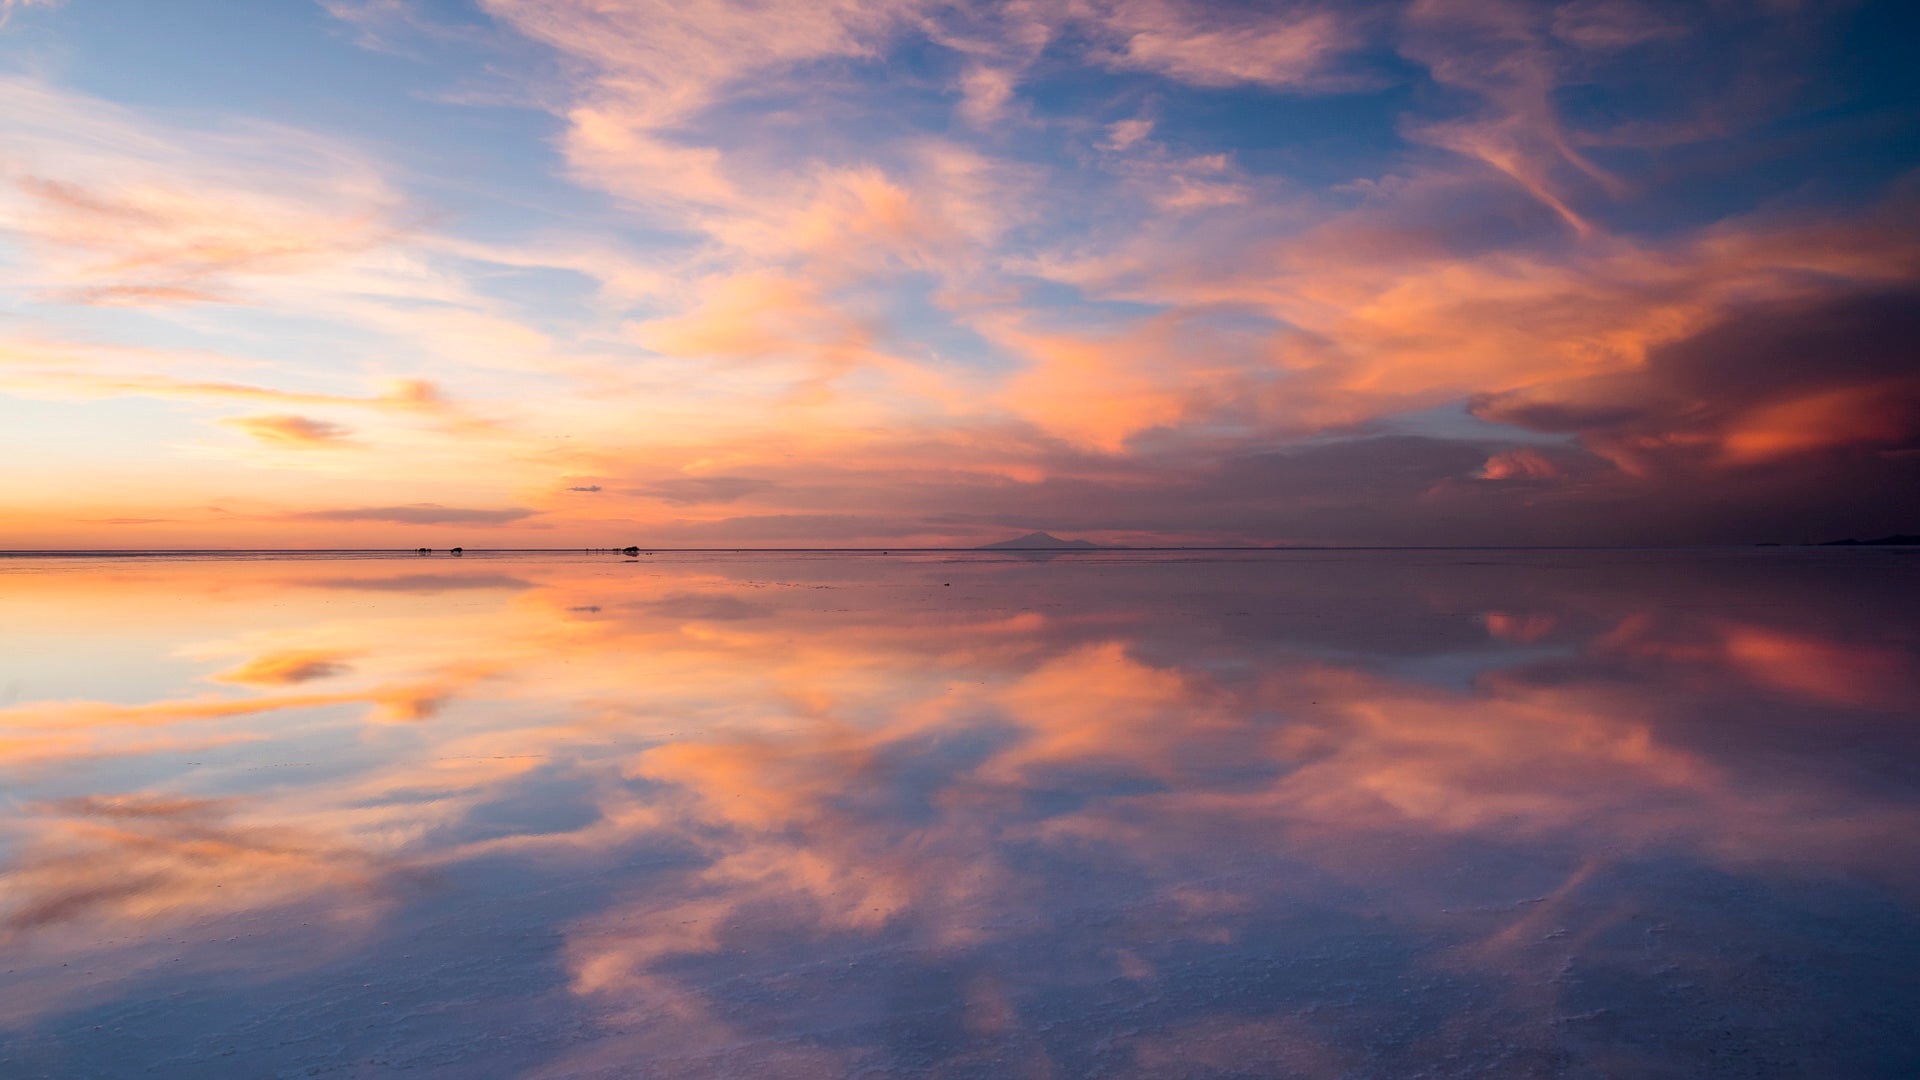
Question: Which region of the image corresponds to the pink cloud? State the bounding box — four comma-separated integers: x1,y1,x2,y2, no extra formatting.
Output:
222,414,357,448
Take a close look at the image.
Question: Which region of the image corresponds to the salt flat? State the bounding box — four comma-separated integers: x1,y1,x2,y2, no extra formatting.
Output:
1,549,1917,1077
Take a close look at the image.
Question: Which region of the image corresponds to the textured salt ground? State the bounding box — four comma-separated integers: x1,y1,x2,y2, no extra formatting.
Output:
4,853,1916,1078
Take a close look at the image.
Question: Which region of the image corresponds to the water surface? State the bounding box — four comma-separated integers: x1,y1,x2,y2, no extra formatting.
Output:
3,550,1918,1077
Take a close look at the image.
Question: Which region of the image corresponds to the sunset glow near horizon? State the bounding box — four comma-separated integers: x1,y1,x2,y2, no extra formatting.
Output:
2,0,1917,549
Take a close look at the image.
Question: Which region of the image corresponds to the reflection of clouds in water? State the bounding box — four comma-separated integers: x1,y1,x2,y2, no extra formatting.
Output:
0,793,416,1031
300,572,535,593
0,553,1916,1074
641,591,775,621
213,649,356,685
1,794,398,942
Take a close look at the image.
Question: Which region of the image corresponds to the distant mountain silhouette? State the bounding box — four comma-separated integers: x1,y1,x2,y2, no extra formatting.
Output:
977,531,1101,550
1819,534,1920,546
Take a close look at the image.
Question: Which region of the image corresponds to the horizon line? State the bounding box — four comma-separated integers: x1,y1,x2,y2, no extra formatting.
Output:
0,543,1877,557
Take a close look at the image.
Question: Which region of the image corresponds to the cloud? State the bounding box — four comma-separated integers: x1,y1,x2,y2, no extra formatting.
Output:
477,0,922,208
1477,446,1564,481
222,414,356,448
637,513,900,544
320,0,492,56
1085,0,1368,89
1104,116,1155,151
0,0,54,29
0,689,373,737
214,650,356,685
1550,0,1686,50
46,284,228,306
637,476,771,505
955,63,1019,128
627,270,877,370
0,81,405,304
1397,0,1605,215
567,484,603,493
1472,290,1920,474
293,504,540,525
0,340,473,426
0,352,429,406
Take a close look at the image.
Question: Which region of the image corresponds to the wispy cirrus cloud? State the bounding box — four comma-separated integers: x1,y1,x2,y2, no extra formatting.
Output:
0,79,406,306
0,0,54,29
1086,0,1371,89
637,476,773,506
293,504,540,526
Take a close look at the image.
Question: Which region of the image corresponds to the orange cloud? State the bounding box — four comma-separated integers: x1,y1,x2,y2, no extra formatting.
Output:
630,271,878,375
1472,287,1920,482
213,649,356,685
0,794,395,946
1479,447,1561,480
1718,382,1920,465
1714,625,1914,708
222,413,356,448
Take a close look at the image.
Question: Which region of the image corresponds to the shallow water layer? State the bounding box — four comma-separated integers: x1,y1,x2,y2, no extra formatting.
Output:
1,549,1918,1078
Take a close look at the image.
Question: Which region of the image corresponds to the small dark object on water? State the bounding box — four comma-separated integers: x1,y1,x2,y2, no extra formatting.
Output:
623,546,640,556
451,547,464,556
417,547,430,555
943,582,951,586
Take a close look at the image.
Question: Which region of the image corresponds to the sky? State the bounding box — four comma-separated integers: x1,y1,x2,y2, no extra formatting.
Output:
0,0,1916,549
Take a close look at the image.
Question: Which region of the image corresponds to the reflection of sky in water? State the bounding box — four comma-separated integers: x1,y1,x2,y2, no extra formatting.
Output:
2,550,1918,1077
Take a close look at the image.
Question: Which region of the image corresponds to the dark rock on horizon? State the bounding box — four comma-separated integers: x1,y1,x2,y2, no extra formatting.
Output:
977,531,1101,550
